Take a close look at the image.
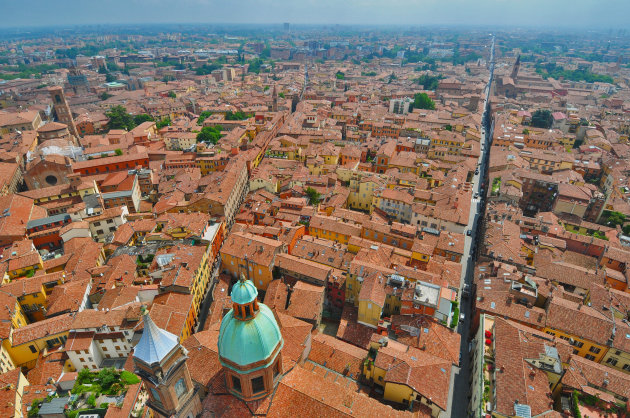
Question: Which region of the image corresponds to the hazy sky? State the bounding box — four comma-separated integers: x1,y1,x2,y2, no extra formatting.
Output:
2,0,629,28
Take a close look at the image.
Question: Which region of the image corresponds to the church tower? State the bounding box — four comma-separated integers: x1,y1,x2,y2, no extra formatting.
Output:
510,54,521,81
48,86,79,139
218,275,284,402
133,307,202,418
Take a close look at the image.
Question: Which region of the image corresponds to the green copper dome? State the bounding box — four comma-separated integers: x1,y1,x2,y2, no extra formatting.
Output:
231,278,258,305
218,304,283,373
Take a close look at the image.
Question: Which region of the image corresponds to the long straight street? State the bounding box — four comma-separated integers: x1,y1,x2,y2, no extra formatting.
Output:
446,34,495,418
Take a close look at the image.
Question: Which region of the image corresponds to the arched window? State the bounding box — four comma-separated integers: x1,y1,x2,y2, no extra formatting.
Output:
174,377,187,399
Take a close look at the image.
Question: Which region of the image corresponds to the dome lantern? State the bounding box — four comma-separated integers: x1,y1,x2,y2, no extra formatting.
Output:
230,275,260,320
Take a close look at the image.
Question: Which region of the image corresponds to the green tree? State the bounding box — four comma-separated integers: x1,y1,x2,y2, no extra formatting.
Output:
225,111,248,121
195,64,221,75
196,125,223,144
622,224,630,236
197,111,212,125
107,62,121,72
335,71,345,80
99,92,113,101
604,211,626,227
415,73,443,90
531,109,553,129
572,391,582,418
78,368,92,384
535,63,614,84
27,399,43,417
444,124,453,131
87,394,96,408
105,105,136,131
114,149,123,156
105,73,116,83
133,114,154,125
247,58,264,74
305,187,321,205
522,128,530,135
278,92,285,98
167,91,176,98
156,117,171,129
412,92,436,110
97,367,117,392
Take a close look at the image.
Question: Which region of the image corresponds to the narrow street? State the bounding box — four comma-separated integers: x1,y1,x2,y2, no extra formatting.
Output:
446,34,495,418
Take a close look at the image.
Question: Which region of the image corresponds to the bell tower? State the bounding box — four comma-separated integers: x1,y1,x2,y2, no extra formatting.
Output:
133,307,202,418
48,86,79,139
510,54,521,81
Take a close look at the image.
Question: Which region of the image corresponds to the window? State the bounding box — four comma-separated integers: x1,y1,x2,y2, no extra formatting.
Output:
150,388,161,402
251,376,265,394
607,358,619,366
174,378,187,398
589,346,601,354
585,354,596,361
102,347,107,351
79,357,85,362
231,375,242,393
273,361,280,379
623,364,630,371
